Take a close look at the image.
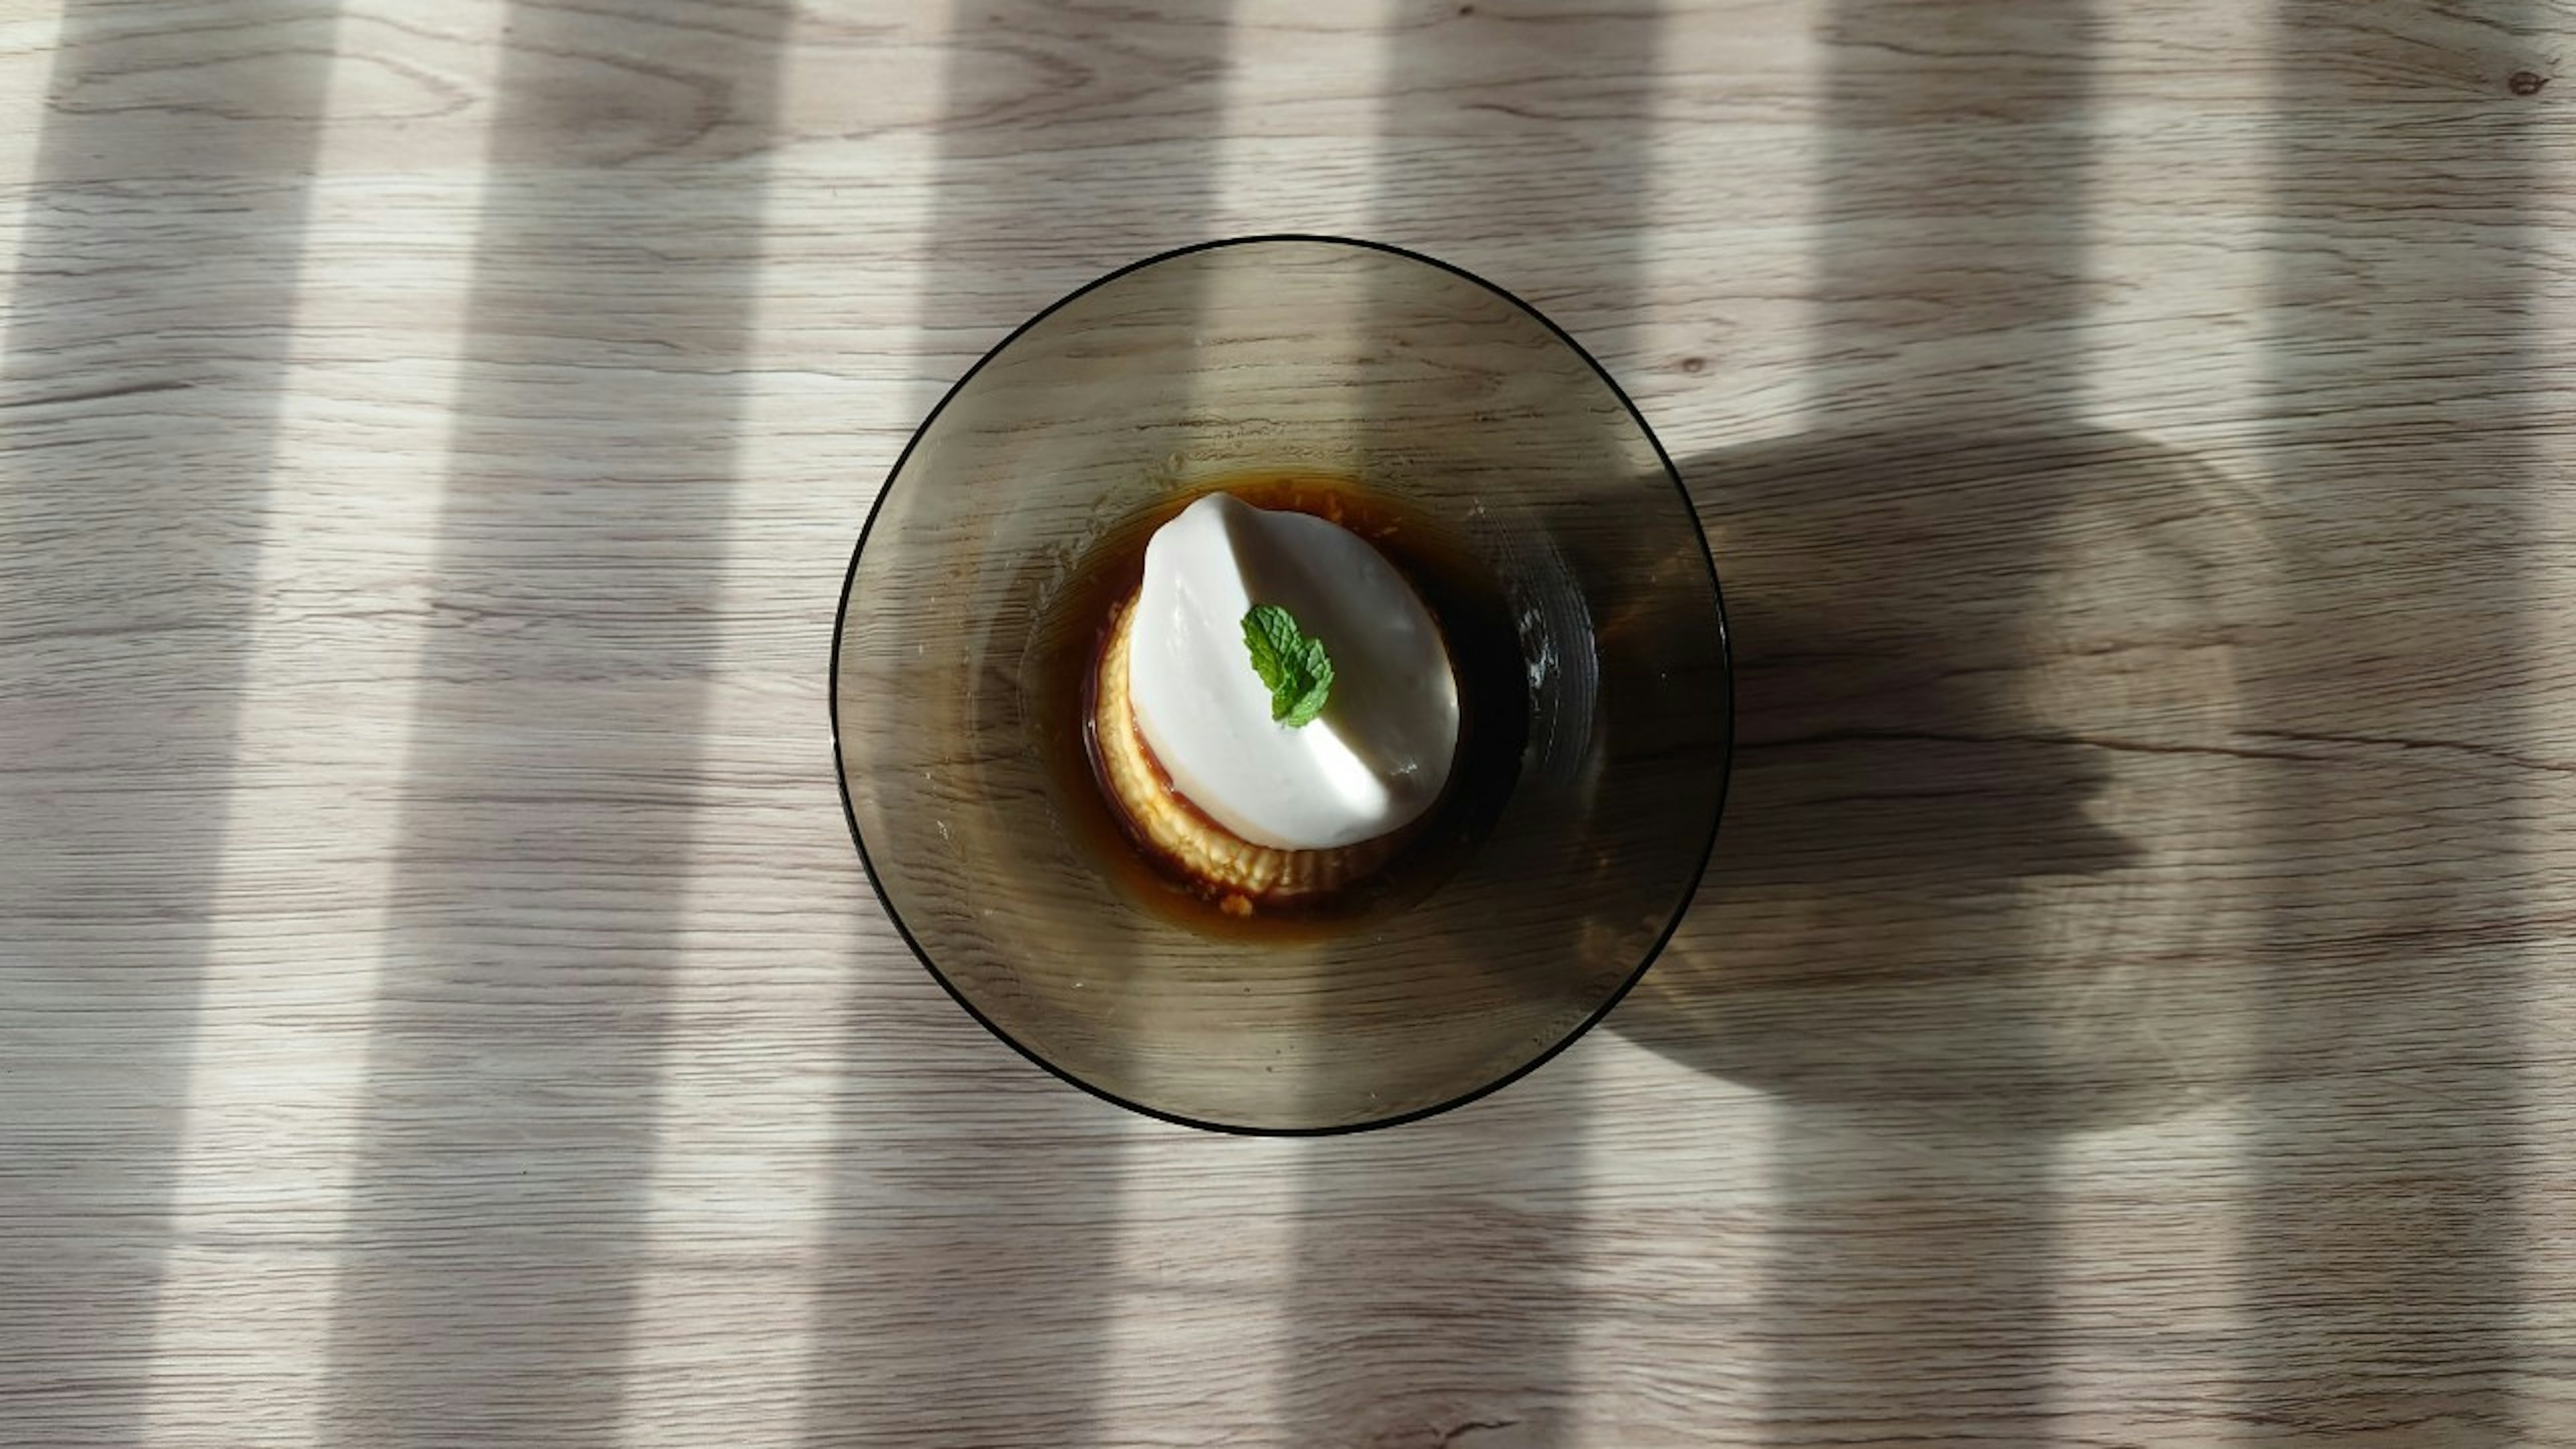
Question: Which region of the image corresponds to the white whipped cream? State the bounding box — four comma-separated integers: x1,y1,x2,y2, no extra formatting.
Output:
1126,492,1460,851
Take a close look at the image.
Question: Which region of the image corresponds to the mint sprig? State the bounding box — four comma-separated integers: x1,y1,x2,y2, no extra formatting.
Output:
1240,604,1334,729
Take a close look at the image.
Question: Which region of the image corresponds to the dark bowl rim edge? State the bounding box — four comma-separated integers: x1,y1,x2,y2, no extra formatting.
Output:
827,232,1737,1136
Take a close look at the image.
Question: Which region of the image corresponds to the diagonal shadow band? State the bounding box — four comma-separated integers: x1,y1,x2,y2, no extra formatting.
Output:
800,3,1242,1445
1615,1,2117,1441
1617,0,2546,1442
1281,1,1676,1444
0,3,339,1444
2238,4,2543,1441
319,2,793,1444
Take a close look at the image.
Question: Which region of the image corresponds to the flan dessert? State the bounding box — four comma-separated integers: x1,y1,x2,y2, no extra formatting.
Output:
1090,492,1460,910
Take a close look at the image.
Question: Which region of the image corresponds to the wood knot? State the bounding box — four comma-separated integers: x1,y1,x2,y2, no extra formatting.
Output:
2508,70,2549,96
1680,355,1708,374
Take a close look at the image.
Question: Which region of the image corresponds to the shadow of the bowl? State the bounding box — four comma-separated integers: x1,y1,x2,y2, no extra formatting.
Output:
1617,424,2271,1136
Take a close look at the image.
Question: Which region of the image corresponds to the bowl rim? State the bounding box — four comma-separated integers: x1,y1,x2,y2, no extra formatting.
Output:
829,233,1735,1136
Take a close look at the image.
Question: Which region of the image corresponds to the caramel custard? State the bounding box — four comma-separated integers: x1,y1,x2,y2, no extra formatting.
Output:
1045,474,1527,925
1087,491,1460,912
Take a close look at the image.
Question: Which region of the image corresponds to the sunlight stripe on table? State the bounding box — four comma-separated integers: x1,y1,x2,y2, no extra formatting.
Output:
1633,0,1822,456
1568,1037,1782,1442
2079,0,2275,462
2035,5,2277,1434
1205,0,1399,239
132,9,511,1446
608,5,973,1442
602,211,934,1449
1550,9,1821,1435
0,5,64,201
1098,1131,1305,1445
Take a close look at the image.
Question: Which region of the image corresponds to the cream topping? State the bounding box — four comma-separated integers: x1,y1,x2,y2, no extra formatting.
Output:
1126,493,1459,850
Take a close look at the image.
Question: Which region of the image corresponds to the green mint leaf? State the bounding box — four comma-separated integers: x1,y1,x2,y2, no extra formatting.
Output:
1240,604,1334,727
1240,604,1293,693
1281,638,1334,727
1281,678,1332,729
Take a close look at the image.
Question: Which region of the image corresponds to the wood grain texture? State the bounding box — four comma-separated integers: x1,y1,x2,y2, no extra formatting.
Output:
2,0,2572,1445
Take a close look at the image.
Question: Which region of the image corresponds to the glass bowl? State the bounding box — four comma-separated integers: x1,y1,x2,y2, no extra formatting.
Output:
833,236,1730,1133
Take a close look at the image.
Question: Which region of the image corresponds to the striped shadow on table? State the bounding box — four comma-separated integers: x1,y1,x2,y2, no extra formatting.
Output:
1631,2,2111,1442
796,3,1237,1446
1629,1,2546,1444
314,2,792,1445
0,4,339,1445
1285,1,1678,1445
2241,3,2539,1442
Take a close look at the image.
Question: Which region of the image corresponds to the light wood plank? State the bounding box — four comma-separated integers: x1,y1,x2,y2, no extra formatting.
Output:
3,0,2573,1445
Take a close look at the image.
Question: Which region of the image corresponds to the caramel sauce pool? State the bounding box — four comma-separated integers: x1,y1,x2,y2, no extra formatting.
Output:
1025,471,1528,940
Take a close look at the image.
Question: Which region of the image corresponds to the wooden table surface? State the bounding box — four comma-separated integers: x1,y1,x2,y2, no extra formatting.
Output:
5,0,2573,1444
